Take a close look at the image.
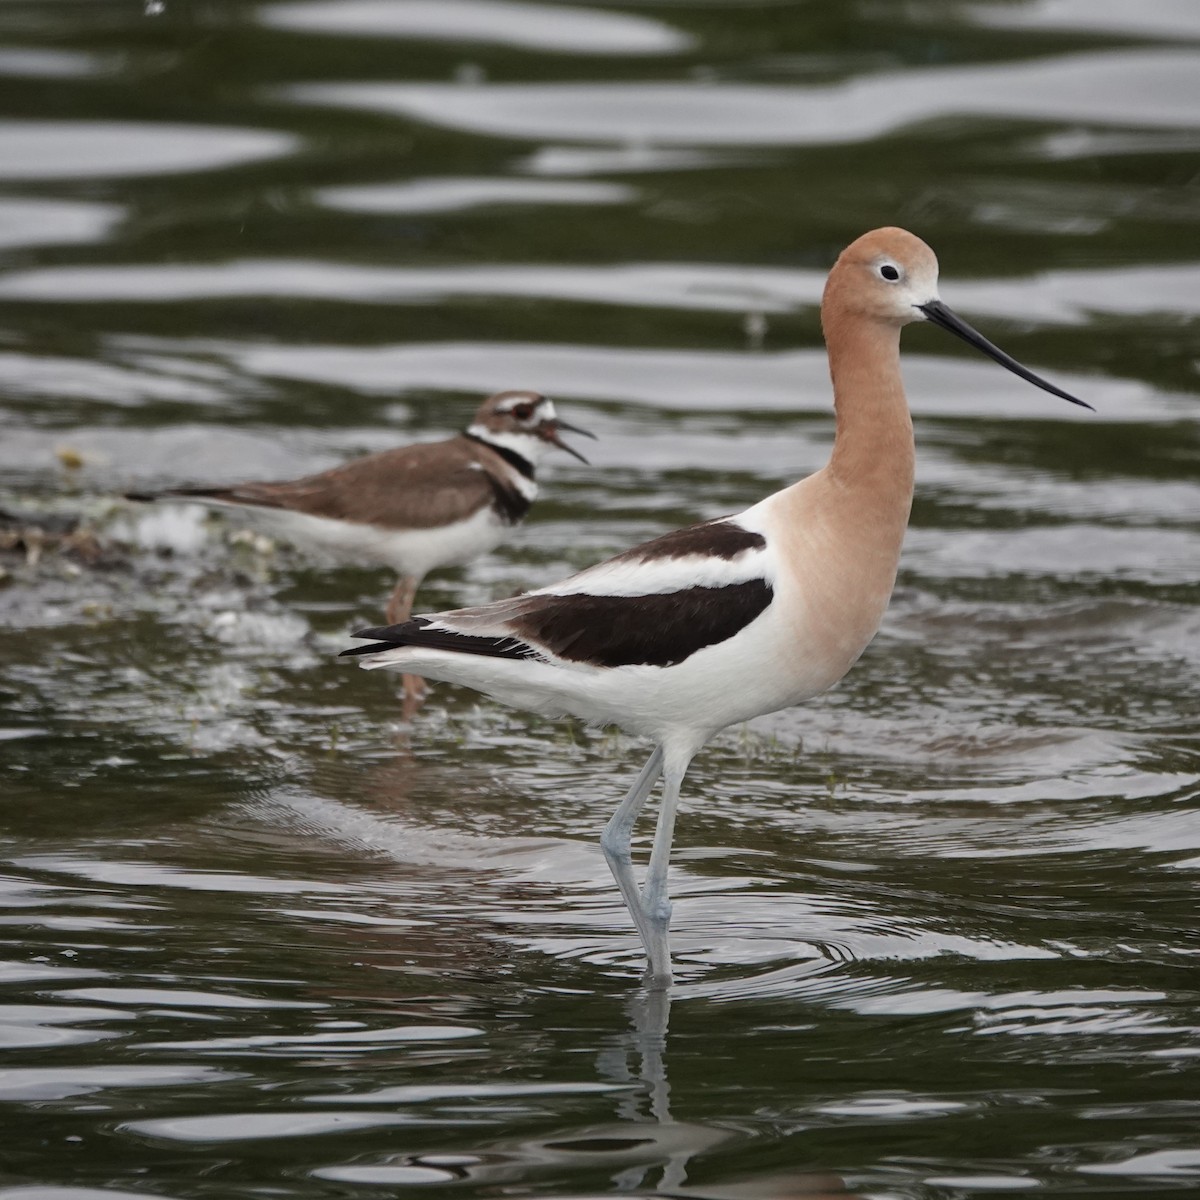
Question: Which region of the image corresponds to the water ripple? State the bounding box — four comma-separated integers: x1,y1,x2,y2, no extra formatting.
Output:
262,0,691,56
0,199,122,250
140,1023,483,1054
0,120,296,180
317,176,636,215
122,1110,462,1144
0,1064,239,1102
219,338,1171,421
3,259,1196,329
285,49,1200,144
970,0,1200,39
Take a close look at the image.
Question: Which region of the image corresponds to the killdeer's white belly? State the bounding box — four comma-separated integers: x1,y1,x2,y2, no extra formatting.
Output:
204,500,512,578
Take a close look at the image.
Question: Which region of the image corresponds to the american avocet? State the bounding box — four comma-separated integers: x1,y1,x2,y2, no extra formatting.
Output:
128,391,592,704
342,228,1090,981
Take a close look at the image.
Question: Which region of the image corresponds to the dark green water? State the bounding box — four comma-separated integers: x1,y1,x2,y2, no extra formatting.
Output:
2,2,1200,1197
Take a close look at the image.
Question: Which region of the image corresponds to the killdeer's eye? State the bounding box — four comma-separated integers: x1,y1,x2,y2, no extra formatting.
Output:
879,263,901,282
512,403,534,421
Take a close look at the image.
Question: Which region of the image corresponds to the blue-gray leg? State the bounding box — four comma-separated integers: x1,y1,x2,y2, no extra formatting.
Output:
601,747,663,957
639,751,690,984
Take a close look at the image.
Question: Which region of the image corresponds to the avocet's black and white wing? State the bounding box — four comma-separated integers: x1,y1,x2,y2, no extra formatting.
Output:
342,515,775,673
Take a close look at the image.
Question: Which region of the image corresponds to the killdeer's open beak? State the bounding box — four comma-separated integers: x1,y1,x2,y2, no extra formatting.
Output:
918,300,1094,411
539,417,595,464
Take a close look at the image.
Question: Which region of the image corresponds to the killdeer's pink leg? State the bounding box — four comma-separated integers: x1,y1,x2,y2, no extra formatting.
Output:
386,575,427,718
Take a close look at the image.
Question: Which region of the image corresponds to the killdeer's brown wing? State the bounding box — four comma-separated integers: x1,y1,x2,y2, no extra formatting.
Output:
157,437,532,532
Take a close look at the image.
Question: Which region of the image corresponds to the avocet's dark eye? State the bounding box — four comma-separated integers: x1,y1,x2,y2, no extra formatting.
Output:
512,403,533,421
879,263,901,282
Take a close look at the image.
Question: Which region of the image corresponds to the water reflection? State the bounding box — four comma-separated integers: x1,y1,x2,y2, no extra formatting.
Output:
287,49,1200,144
518,144,753,176
0,200,122,251
262,0,692,56
970,0,1200,39
0,48,99,79
224,339,1167,421
1079,1147,1200,1178
317,176,637,216
0,1187,170,1200
3,259,1198,328
0,121,296,180
309,988,862,1198
0,1065,238,1102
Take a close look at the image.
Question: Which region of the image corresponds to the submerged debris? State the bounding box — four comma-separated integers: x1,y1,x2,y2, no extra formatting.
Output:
0,503,130,572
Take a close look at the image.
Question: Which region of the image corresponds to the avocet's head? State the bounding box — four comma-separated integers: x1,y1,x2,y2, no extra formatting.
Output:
826,226,941,327
826,226,1092,410
469,390,595,463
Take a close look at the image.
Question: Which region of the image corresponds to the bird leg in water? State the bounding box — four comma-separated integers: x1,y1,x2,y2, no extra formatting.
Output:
385,575,427,718
601,747,664,957
639,751,690,984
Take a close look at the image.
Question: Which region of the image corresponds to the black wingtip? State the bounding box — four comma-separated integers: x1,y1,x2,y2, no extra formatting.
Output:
340,620,426,658
124,490,159,503
352,622,422,641
339,641,398,658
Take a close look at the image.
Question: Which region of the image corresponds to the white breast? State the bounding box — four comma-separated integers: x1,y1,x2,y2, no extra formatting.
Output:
197,499,513,577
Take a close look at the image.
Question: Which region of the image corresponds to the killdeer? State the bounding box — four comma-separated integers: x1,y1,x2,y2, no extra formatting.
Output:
342,229,1091,982
129,390,592,704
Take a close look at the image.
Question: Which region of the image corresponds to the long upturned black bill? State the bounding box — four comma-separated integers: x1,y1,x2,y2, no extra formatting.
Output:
918,300,1093,411
540,417,595,464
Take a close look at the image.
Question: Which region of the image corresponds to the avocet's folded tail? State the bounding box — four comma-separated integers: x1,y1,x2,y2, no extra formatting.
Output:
340,617,538,663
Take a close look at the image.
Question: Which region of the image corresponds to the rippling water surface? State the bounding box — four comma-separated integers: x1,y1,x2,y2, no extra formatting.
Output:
1,2,1199,1197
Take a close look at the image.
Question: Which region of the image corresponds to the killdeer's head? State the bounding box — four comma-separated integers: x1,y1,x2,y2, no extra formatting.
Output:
468,391,594,465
